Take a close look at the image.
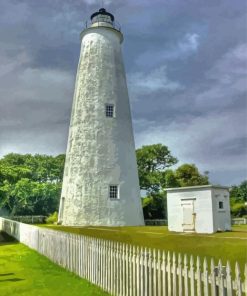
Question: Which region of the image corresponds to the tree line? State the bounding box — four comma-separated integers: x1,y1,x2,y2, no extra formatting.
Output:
0,144,246,219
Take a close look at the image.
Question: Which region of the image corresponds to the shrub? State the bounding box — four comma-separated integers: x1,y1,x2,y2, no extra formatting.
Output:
46,211,58,224
231,203,247,217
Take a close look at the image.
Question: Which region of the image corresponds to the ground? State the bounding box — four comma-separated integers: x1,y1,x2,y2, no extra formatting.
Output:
0,232,109,296
41,224,247,273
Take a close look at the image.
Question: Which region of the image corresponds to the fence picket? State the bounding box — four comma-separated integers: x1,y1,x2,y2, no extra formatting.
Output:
153,249,157,296
122,244,126,296
196,256,202,296
140,247,144,296
157,250,161,296
226,261,233,296
167,251,172,296
136,246,140,296
184,254,188,296
144,248,148,296
178,254,182,296
161,251,166,296
190,256,195,296
134,246,137,296
148,248,152,296
203,258,209,296
172,252,177,296
218,260,225,296
210,258,217,296
235,262,242,296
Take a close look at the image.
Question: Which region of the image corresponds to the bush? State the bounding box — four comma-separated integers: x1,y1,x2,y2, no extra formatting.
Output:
231,203,247,217
46,211,58,224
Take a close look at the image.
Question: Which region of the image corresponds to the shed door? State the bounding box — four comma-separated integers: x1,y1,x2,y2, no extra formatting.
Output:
182,200,195,231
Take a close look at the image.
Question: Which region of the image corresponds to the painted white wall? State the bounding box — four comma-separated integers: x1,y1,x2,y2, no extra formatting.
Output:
59,21,144,226
211,188,231,231
167,186,231,233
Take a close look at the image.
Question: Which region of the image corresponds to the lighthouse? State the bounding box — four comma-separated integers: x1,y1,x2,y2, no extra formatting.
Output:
58,8,144,226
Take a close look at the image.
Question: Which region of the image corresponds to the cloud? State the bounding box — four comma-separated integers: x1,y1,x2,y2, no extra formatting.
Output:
133,43,247,185
0,50,74,156
135,108,247,178
83,0,114,6
135,32,200,67
194,43,247,109
0,0,246,186
128,65,183,101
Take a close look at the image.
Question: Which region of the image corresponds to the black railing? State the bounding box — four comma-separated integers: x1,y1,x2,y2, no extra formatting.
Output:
84,19,121,32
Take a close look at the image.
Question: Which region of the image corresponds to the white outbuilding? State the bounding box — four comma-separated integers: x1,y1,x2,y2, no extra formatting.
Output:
166,185,231,234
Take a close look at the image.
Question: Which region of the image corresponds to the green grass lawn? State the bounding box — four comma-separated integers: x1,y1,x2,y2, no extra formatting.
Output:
0,232,109,296
41,224,247,273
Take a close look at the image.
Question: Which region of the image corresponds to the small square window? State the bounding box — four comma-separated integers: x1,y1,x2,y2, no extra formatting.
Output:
109,185,119,199
219,201,224,209
105,104,114,117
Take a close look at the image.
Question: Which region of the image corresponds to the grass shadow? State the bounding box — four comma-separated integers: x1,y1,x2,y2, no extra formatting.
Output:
0,278,24,283
0,231,18,246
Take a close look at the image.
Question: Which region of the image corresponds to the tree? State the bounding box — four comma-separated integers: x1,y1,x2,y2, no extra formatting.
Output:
136,145,210,219
136,144,178,193
136,144,178,220
230,180,247,202
230,180,247,217
0,153,64,216
174,164,209,187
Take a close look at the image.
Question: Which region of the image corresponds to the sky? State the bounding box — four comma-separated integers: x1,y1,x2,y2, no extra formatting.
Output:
0,0,246,186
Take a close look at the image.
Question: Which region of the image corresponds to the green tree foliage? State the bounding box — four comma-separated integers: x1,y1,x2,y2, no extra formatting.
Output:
0,153,65,216
174,164,209,187
137,145,210,219
230,180,247,217
136,144,178,193
136,144,178,220
230,180,247,202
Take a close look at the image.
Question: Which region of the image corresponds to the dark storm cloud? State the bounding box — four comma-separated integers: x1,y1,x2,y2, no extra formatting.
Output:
0,0,246,185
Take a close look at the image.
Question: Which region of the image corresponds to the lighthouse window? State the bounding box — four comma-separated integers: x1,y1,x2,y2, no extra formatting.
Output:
109,185,119,199
105,104,114,117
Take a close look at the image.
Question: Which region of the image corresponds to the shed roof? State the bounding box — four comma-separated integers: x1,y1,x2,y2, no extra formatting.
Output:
165,185,229,192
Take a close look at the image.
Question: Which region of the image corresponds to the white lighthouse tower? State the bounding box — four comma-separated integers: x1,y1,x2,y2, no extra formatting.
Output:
58,8,144,226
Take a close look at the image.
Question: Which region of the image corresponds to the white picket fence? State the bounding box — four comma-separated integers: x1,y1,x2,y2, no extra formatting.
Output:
0,217,246,296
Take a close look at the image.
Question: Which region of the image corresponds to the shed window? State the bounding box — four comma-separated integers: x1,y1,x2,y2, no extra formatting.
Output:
219,201,224,209
105,104,114,117
109,185,119,199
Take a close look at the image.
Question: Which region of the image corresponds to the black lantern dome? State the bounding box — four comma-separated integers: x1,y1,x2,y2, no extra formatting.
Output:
90,8,115,24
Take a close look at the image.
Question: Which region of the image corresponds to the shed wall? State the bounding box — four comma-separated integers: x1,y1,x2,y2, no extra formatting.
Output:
167,189,214,233
211,188,231,231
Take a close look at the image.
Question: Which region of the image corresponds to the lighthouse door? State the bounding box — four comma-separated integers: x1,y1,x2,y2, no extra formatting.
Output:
181,199,196,232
